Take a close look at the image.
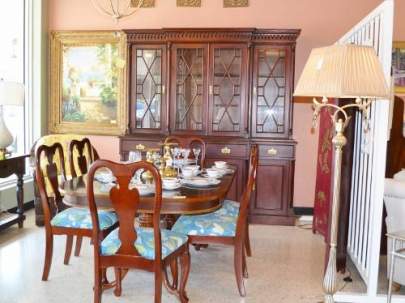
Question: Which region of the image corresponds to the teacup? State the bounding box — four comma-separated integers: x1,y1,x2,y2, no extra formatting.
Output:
214,161,227,169
206,168,220,178
162,177,179,187
181,168,194,179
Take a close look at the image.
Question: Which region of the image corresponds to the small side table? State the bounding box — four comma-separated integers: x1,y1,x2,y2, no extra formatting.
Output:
387,231,405,303
0,154,29,231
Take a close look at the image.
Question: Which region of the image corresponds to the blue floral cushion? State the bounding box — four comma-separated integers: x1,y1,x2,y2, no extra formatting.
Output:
51,208,117,230
100,227,188,260
213,200,240,217
172,212,237,237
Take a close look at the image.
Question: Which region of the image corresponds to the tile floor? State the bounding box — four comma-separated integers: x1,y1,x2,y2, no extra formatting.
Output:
0,210,329,303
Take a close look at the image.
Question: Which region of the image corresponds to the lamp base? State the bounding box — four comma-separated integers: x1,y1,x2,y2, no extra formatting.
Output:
0,148,6,160
0,105,13,153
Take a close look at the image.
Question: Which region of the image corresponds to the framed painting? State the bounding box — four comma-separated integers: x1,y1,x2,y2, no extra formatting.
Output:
393,41,405,94
49,31,127,135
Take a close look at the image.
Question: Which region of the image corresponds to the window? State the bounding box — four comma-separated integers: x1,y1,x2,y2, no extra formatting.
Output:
0,0,25,155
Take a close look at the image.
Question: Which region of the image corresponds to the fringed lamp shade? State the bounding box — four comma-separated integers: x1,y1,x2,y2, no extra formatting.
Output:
294,44,390,99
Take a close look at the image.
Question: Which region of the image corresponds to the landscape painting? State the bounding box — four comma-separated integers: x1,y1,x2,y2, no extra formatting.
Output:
49,31,127,135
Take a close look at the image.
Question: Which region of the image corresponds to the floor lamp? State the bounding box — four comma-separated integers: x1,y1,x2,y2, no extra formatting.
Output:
294,44,390,303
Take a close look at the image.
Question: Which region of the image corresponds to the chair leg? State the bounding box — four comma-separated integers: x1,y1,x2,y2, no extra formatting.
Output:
64,235,74,265
74,236,83,257
154,268,163,303
94,267,102,303
245,223,252,257
179,247,191,303
42,231,54,281
234,242,246,297
113,268,122,297
242,247,248,279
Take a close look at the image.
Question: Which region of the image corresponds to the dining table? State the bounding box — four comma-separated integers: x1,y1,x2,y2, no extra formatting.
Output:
59,167,236,227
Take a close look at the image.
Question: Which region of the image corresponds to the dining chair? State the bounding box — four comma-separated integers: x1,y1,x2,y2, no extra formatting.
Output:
69,137,100,178
164,136,206,168
35,143,118,281
68,137,100,257
214,144,258,258
87,160,191,303
172,145,258,296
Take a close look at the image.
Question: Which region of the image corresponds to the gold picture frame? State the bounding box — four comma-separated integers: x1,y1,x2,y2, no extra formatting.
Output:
393,41,405,94
131,0,155,8
224,0,249,7
177,0,201,7
49,31,127,135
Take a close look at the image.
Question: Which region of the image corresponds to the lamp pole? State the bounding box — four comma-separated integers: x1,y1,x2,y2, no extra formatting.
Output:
311,97,371,303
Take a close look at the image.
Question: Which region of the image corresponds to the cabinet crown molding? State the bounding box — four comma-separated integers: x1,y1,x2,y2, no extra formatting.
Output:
124,28,301,43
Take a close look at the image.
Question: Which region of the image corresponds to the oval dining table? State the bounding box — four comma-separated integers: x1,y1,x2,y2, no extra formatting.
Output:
59,169,236,227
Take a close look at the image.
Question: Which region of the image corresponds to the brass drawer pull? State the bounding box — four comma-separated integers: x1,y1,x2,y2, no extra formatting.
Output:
136,144,145,151
267,148,278,156
221,147,231,155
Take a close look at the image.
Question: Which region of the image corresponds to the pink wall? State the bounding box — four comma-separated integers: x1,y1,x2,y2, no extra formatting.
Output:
48,0,385,207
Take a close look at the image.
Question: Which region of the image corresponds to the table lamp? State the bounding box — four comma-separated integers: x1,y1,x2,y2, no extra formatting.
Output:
0,81,25,159
294,44,390,303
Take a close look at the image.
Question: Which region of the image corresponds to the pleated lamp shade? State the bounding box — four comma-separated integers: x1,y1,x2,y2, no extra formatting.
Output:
0,81,25,106
294,44,390,99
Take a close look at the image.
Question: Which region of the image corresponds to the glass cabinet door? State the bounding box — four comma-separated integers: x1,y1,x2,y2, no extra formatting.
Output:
130,45,166,133
252,46,290,138
209,45,247,136
171,45,207,133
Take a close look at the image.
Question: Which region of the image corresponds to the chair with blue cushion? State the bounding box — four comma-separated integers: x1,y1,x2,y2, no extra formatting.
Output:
172,144,258,296
35,143,118,281
68,138,100,258
211,145,258,257
87,160,190,303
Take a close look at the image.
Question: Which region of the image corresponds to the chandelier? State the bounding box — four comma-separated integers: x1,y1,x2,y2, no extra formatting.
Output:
91,0,144,22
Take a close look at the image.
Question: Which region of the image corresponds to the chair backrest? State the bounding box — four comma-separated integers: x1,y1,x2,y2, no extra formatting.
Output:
69,138,99,178
30,134,85,178
87,160,163,259
164,135,206,168
35,143,67,226
236,145,258,234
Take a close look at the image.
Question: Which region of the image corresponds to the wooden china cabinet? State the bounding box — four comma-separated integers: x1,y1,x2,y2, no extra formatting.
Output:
120,28,300,225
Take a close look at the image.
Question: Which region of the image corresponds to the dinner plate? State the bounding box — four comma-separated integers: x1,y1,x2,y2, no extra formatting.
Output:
182,177,220,188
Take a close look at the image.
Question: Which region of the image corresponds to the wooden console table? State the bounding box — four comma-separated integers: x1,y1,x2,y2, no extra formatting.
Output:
0,154,29,231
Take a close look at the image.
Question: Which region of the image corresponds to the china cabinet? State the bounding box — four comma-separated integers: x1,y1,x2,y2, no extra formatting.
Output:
120,28,300,225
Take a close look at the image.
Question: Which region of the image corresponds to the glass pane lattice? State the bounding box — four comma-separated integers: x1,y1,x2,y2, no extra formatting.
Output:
212,48,242,132
175,48,204,131
256,49,286,134
135,49,162,129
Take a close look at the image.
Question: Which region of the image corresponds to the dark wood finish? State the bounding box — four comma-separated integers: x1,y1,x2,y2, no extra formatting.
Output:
386,96,405,178
87,160,190,303
164,135,206,169
0,154,28,231
60,168,235,215
186,145,258,296
35,143,117,281
121,28,300,225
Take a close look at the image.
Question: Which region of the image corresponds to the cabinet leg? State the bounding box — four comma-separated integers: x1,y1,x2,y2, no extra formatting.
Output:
16,173,25,228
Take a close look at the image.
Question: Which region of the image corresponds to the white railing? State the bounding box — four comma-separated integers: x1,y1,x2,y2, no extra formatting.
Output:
336,0,394,301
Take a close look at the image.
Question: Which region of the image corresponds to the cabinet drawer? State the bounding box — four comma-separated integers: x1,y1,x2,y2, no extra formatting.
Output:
258,144,295,159
206,144,248,159
121,140,161,152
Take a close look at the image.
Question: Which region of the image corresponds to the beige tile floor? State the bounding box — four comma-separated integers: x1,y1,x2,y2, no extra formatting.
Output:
0,210,327,303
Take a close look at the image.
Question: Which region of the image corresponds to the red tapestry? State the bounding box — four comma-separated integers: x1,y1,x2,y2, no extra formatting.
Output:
313,107,334,239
